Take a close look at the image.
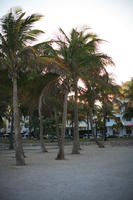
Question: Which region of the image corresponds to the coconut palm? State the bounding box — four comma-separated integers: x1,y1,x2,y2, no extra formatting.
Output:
54,27,113,153
38,76,58,152
122,78,133,119
33,40,70,158
19,70,59,152
82,67,120,145
98,74,120,140
0,8,43,165
38,75,70,159
80,77,105,147
55,88,68,160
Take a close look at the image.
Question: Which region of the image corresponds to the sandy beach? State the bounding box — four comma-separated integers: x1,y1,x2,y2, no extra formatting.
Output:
0,144,133,200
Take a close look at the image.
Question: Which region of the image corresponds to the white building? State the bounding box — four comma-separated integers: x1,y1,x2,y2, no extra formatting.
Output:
66,114,133,137
106,115,133,137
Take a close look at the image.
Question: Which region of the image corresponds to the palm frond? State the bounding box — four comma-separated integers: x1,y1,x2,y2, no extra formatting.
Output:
59,28,70,43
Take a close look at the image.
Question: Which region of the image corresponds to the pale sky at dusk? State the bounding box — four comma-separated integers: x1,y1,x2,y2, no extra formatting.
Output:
0,0,133,84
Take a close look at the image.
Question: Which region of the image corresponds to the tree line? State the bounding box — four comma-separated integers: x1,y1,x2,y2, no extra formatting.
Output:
0,8,132,165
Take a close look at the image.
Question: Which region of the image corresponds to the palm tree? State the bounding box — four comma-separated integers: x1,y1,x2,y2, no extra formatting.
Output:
0,8,43,165
37,75,69,159
55,27,112,153
81,55,116,147
98,74,120,140
33,40,70,158
122,78,133,118
56,88,68,159
38,76,58,153
80,79,105,147
19,70,59,152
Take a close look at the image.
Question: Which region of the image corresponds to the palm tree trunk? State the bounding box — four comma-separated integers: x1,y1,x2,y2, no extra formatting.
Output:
54,107,60,146
13,76,25,165
89,108,104,148
71,120,74,137
87,112,90,136
56,90,68,160
39,89,47,153
72,77,80,154
9,110,14,150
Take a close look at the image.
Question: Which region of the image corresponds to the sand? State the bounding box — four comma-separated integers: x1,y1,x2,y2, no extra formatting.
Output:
0,144,133,200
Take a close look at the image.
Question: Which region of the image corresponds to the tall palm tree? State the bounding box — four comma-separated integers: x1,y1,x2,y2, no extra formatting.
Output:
80,78,105,147
83,69,120,146
33,41,70,157
54,27,111,153
0,8,43,165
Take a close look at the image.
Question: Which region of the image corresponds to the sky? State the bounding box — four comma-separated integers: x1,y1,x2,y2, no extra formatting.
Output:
0,0,133,84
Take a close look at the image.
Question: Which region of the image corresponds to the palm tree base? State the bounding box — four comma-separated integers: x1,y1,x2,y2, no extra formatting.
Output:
96,141,104,148
56,149,65,160
16,156,25,166
42,149,48,153
41,146,48,153
56,154,65,160
72,149,80,154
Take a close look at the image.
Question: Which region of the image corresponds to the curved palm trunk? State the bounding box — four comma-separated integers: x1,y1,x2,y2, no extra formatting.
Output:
89,108,104,148
39,89,48,153
56,90,68,160
72,77,80,154
13,77,25,165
